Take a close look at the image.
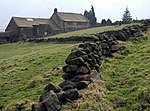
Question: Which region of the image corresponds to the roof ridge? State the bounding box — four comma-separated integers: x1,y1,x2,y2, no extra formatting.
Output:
57,12,82,15
12,16,50,20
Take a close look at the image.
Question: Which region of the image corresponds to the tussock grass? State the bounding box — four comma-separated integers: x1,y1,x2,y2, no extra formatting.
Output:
61,80,113,111
101,32,150,111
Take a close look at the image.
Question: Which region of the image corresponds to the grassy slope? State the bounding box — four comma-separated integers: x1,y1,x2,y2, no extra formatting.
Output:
0,43,78,110
0,24,149,111
102,32,150,111
47,23,139,38
61,32,150,111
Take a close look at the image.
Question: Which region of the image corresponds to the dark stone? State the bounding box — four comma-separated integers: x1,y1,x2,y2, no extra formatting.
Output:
42,91,61,111
62,85,75,91
39,92,51,102
65,52,77,64
57,92,67,104
84,47,92,54
84,62,91,73
78,43,86,49
66,57,84,66
65,88,81,101
81,55,89,61
59,80,75,89
32,103,46,111
100,42,109,49
44,83,61,93
62,73,75,80
36,91,61,111
116,31,127,41
75,81,90,90
93,64,100,72
88,52,98,64
62,65,78,73
71,74,92,82
72,48,87,56
76,66,90,74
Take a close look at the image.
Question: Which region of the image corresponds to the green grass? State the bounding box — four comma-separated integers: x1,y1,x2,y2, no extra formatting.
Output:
0,24,149,111
47,23,139,38
61,32,150,111
101,32,150,111
0,43,78,110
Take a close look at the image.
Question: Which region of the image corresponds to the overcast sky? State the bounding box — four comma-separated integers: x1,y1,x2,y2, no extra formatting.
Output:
0,0,149,31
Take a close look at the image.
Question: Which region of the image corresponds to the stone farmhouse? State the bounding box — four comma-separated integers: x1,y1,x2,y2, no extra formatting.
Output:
1,8,90,42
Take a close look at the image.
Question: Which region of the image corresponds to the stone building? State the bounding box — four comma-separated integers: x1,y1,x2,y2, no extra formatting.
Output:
5,17,62,40
1,8,90,41
51,8,91,32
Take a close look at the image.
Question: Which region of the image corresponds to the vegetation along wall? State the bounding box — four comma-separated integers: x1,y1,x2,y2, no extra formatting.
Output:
32,20,150,111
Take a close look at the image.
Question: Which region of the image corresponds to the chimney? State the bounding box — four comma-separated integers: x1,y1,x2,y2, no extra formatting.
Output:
54,8,57,13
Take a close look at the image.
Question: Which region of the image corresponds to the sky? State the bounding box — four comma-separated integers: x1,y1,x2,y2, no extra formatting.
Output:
0,0,150,31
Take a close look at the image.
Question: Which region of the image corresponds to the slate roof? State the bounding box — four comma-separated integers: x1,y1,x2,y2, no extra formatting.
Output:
12,17,61,30
56,12,90,22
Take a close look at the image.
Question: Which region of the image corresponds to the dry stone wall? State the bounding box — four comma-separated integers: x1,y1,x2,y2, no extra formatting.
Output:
32,20,150,111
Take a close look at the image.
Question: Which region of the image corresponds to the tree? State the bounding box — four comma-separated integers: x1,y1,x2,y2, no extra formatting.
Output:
84,5,97,27
106,19,112,25
101,19,112,26
122,6,132,23
101,19,107,25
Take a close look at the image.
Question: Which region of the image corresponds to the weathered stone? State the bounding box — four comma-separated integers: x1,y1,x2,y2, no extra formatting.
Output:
66,57,84,65
78,43,86,49
59,80,75,89
100,42,109,49
72,48,87,56
65,88,81,101
84,62,91,73
102,49,112,57
93,64,100,72
84,47,92,54
90,70,101,80
65,52,77,64
75,81,90,90
39,92,51,102
62,73,75,80
36,91,61,111
88,52,98,64
56,92,67,104
76,66,90,74
71,74,92,82
44,83,61,93
117,31,128,41
111,45,121,52
32,103,46,111
81,55,89,61
62,85,74,91
63,65,78,73
43,91,61,111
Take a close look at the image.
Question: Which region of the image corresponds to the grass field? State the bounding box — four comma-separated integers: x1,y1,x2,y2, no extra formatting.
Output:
61,32,150,111
0,43,78,110
0,24,149,111
47,23,139,38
